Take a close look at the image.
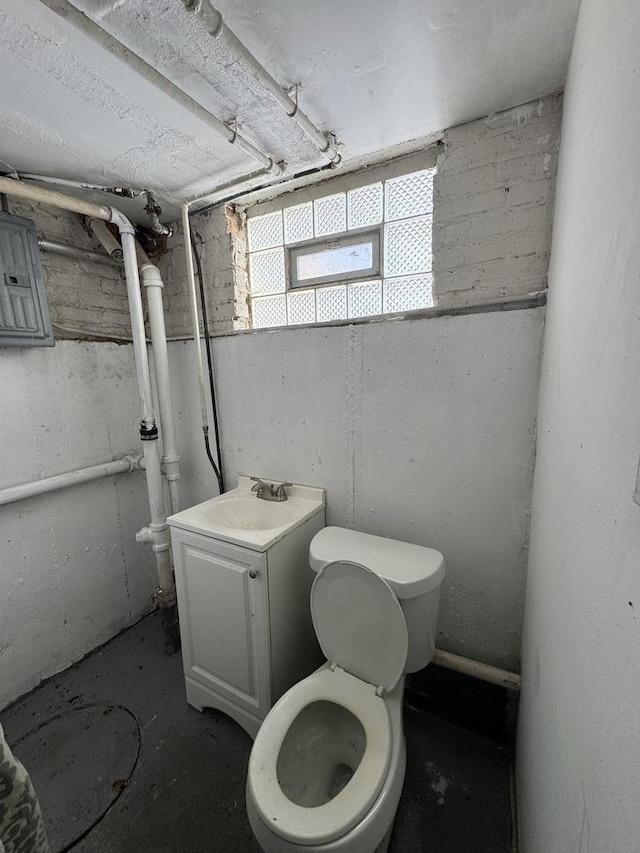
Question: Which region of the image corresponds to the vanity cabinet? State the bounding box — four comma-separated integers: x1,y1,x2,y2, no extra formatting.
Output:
169,481,325,739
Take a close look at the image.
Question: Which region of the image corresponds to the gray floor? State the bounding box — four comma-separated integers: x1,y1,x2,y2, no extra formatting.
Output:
2,613,514,853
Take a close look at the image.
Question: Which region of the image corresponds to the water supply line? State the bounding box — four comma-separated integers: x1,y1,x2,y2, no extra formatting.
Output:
181,203,224,493
181,0,341,167
0,174,178,649
38,0,282,177
190,228,224,492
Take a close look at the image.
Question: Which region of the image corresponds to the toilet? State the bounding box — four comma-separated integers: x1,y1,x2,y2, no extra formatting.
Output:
246,526,445,853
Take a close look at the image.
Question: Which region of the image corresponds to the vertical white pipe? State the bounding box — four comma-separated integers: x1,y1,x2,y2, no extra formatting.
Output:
181,203,210,431
119,228,156,430
142,264,181,515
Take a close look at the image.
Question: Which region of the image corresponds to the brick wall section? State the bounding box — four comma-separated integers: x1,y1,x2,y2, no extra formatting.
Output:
158,206,244,339
433,95,562,307
5,197,131,339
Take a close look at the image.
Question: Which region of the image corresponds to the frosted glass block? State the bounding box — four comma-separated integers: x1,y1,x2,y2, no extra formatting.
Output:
385,169,434,221
314,193,347,237
384,216,432,277
348,280,382,318
284,202,313,244
316,285,347,322
383,274,434,313
252,294,287,328
249,247,286,295
347,183,383,229
247,211,283,251
287,289,316,325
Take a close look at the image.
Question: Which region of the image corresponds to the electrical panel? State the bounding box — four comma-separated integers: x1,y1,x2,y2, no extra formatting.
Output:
0,211,54,347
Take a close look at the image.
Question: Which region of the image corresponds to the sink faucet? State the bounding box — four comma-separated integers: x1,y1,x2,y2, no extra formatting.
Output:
250,477,292,502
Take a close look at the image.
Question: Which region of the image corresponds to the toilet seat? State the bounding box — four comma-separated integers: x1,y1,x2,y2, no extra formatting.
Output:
248,666,393,846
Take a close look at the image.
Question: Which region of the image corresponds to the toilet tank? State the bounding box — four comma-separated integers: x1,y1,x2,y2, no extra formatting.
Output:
309,527,445,673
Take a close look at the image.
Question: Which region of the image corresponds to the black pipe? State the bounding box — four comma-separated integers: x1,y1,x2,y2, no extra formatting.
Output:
190,230,225,494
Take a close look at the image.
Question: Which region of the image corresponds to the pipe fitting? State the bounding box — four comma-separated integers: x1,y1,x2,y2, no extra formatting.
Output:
87,218,125,263
109,208,135,235
140,264,164,288
136,522,171,553
144,191,172,237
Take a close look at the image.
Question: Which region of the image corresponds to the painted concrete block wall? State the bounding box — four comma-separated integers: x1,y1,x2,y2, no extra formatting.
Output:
169,307,543,670
0,341,156,710
517,1,640,850
433,95,561,307
5,198,131,340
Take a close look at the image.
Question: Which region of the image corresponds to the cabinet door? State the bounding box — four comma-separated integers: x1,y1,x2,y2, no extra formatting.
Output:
172,531,271,718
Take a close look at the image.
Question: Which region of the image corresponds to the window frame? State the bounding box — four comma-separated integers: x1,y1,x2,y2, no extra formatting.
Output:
286,226,383,290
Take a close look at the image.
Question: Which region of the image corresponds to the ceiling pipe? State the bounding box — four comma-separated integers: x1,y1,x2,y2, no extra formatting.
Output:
38,0,282,177
181,0,341,167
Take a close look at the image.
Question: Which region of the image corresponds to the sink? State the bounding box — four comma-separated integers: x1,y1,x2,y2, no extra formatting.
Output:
167,476,326,552
204,497,293,531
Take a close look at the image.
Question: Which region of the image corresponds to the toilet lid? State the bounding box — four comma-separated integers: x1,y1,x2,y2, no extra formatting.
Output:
310,560,408,693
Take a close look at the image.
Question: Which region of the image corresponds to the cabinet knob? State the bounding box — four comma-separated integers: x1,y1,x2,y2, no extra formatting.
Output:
248,569,258,579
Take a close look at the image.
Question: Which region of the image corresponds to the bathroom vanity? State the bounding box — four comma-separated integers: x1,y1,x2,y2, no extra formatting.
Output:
168,477,325,738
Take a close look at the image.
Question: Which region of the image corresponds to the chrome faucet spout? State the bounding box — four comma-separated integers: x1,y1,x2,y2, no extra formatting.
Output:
250,477,291,501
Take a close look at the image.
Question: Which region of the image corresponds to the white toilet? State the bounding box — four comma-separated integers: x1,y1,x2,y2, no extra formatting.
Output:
246,526,445,853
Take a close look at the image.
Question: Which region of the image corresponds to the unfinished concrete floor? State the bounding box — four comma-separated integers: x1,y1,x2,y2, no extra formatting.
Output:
2,613,514,853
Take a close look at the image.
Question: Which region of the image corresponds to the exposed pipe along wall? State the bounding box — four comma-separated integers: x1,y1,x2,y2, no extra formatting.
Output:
0,175,179,648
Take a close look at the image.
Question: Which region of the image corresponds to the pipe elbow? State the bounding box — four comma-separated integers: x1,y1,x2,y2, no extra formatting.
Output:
109,208,135,235
140,263,164,288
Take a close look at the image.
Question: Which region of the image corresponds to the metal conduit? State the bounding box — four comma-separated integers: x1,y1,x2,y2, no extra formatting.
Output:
182,0,340,165
38,0,282,176
38,238,118,266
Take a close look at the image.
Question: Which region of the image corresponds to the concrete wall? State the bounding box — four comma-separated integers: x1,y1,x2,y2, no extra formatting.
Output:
169,306,544,670
0,340,156,709
517,1,640,849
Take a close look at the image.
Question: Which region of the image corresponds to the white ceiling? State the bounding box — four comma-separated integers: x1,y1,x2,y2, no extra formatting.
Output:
0,0,580,220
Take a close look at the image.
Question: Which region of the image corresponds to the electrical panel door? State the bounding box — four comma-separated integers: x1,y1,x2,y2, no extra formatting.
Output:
0,211,54,346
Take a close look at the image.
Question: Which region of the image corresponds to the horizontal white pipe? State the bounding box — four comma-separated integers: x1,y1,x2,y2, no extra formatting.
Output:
0,175,111,220
18,172,121,193
432,648,521,692
183,0,340,165
0,456,142,507
39,0,281,176
38,238,116,266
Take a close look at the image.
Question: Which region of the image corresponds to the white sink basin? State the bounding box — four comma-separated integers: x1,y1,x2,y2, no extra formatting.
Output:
204,497,293,531
167,476,326,551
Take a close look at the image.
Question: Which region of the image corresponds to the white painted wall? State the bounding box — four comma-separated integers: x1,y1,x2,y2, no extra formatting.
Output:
0,341,155,709
169,307,543,670
517,0,640,849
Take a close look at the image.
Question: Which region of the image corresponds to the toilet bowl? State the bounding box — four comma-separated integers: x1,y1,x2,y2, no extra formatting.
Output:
246,527,445,853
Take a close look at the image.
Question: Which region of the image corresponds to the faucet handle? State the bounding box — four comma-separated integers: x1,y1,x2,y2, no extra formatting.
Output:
250,476,269,493
274,482,292,498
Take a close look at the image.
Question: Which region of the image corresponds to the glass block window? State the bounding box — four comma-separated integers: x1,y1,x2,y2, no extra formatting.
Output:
247,167,435,328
